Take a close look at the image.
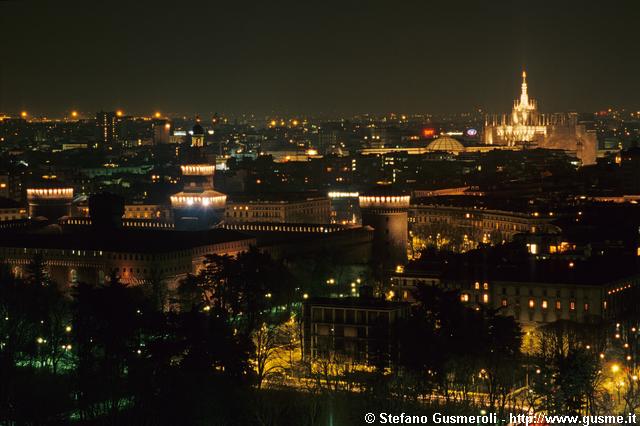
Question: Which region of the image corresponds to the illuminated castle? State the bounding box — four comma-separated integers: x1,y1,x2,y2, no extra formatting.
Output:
484,71,597,165
359,191,410,267
170,123,226,230
27,187,74,221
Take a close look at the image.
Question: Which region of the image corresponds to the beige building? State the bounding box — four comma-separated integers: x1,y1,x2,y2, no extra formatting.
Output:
410,204,559,251
390,258,640,332
124,203,172,221
0,197,27,221
225,195,331,224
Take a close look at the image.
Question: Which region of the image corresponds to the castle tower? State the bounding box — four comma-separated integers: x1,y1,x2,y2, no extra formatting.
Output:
191,119,205,147
171,118,226,233
359,190,410,267
27,187,74,221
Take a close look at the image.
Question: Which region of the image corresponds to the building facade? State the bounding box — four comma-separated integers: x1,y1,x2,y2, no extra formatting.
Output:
224,195,331,224
302,297,410,365
0,227,255,289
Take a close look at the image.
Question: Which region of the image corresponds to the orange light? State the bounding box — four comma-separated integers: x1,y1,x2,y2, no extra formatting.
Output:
116,110,123,117
20,111,27,118
154,112,161,119
71,111,78,118
422,128,435,137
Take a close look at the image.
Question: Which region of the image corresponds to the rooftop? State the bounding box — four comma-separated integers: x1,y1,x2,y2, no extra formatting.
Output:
0,226,254,253
427,136,465,152
307,296,410,310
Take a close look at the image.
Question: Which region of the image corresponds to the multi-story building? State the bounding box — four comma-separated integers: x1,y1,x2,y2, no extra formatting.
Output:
410,203,559,250
0,173,23,201
124,203,172,221
152,119,171,145
0,198,27,221
96,111,117,147
390,254,640,333
0,225,255,288
302,296,410,365
224,194,331,224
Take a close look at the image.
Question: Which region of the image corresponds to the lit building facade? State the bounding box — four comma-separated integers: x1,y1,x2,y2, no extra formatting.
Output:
484,71,597,165
0,197,27,222
171,123,227,231
124,203,172,221
26,187,74,221
0,227,254,289
96,111,117,147
409,204,559,251
359,192,410,266
224,195,331,224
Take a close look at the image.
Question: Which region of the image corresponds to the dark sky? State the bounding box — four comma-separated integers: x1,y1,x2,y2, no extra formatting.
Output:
1,0,639,117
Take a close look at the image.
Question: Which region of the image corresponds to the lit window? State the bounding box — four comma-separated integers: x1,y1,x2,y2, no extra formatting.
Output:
556,301,561,310
501,298,507,307
483,282,489,290
461,293,469,302
542,300,548,309
474,282,480,290
529,299,535,308
483,294,489,303
570,301,576,311
584,303,589,312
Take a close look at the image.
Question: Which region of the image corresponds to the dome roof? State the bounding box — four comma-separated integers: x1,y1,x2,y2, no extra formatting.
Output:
192,123,204,135
426,136,465,152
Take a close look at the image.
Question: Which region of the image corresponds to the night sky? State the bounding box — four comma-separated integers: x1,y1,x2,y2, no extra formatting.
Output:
1,0,639,117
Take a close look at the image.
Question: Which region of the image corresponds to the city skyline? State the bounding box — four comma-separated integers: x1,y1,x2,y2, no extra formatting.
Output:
1,0,640,117
2,2,640,421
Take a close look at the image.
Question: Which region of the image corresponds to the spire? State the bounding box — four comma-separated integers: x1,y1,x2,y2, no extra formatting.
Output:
519,69,529,107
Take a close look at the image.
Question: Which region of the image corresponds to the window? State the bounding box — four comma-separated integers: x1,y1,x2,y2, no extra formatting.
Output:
323,308,333,321
542,300,548,309
312,308,322,321
570,301,576,311
474,282,480,290
501,298,508,307
483,282,489,290
483,294,489,303
345,309,355,324
529,299,535,309
584,303,589,312
460,293,469,302
556,301,561,310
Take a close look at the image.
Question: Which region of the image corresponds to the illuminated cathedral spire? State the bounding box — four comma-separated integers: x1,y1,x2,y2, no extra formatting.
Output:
520,70,529,107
